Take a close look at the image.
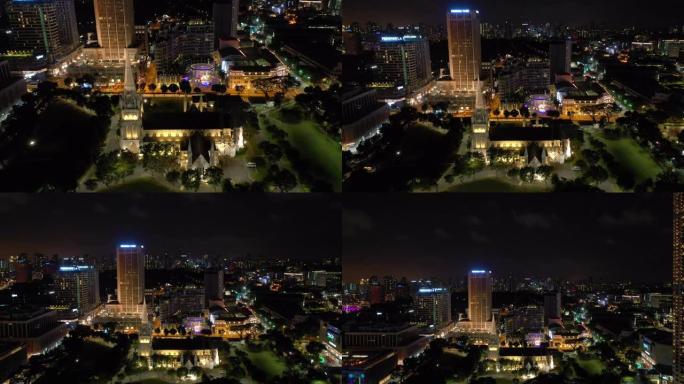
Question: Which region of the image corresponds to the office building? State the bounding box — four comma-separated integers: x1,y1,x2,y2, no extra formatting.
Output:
674,193,684,384
371,34,432,98
413,287,451,330
497,58,550,101
446,9,481,92
549,39,572,82
54,264,100,314
116,244,145,318
0,342,27,383
341,87,389,148
204,268,225,308
0,308,67,355
342,351,397,384
213,0,239,48
544,291,561,323
93,0,135,62
467,269,493,331
6,0,80,63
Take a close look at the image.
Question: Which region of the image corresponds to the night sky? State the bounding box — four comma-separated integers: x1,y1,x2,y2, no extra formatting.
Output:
0,194,340,262
342,0,684,27
343,194,672,283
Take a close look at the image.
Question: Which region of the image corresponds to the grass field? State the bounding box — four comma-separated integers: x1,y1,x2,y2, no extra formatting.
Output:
100,177,174,192
601,137,661,182
448,178,551,193
575,357,606,376
246,350,287,379
264,107,341,191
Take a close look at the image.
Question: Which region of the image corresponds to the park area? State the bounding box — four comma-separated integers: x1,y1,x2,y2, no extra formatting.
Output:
261,105,342,191
587,130,662,184
447,178,551,193
0,98,108,191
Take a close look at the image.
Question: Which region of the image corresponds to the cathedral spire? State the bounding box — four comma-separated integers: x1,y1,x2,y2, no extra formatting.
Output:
124,50,136,93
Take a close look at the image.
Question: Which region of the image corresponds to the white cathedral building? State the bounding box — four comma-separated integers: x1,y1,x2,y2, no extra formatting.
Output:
119,56,244,170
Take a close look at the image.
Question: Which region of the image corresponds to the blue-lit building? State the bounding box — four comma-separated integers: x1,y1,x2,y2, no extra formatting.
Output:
412,286,451,330
342,351,397,384
54,263,100,314
369,34,432,99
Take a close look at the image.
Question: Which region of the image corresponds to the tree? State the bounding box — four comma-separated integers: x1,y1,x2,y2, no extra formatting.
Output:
148,83,157,92
271,169,297,192
520,167,535,183
84,179,98,191
222,178,234,192
179,79,192,94
168,83,179,93
64,77,73,87
176,367,188,378
160,84,168,93
181,169,202,191
510,109,519,118
141,142,180,174
585,165,609,185
211,84,227,93
205,166,224,189
166,170,181,184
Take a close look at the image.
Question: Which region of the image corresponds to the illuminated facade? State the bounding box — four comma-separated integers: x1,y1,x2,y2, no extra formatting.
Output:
6,0,80,63
467,270,494,332
413,287,451,330
447,9,481,92
120,53,143,153
370,35,432,98
116,244,146,318
54,264,100,314
674,193,684,384
213,0,239,48
94,0,135,62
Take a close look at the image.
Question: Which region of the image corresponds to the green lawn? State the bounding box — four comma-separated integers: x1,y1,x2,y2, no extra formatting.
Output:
246,350,287,379
448,178,551,193
575,357,606,376
600,137,661,182
99,177,175,192
264,108,341,191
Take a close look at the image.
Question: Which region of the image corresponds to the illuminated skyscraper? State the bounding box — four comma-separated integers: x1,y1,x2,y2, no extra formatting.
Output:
446,9,481,92
6,0,80,63
372,34,431,98
204,268,225,308
549,39,572,82
468,269,493,331
116,244,145,317
413,287,451,330
213,0,239,48
94,0,135,62
55,264,100,314
674,193,684,384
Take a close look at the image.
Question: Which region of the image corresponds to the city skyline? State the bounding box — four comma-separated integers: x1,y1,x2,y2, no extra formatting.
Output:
342,0,684,27
0,194,340,262
343,194,671,283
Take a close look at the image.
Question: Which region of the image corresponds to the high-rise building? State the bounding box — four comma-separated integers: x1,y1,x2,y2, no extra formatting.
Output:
446,9,481,92
468,269,493,331
371,34,432,98
544,291,562,323
213,0,239,49
549,39,572,83
204,268,224,308
54,264,100,314
674,193,684,384
94,0,135,62
116,244,145,317
6,0,80,63
413,287,451,330
368,282,385,305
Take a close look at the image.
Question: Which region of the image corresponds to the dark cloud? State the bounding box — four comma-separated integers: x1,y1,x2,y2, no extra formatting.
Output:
342,194,671,283
0,194,340,262
342,0,682,27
